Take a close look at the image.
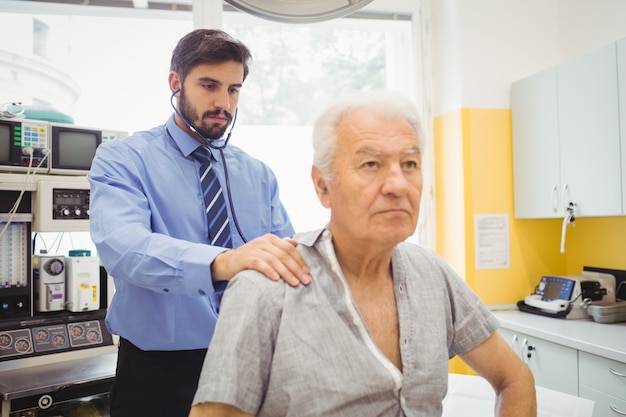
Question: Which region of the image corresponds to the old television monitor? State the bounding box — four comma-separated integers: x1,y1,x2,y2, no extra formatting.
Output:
0,117,50,173
49,123,127,175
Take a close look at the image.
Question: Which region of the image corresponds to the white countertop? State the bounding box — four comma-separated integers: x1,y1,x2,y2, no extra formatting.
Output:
491,307,626,364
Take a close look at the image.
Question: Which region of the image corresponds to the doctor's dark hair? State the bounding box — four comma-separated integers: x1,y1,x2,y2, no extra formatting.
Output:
170,29,252,84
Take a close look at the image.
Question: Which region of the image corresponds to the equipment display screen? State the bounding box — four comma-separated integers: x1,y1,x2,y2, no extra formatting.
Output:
0,125,10,162
57,130,98,169
543,281,563,300
55,195,82,205
540,276,575,301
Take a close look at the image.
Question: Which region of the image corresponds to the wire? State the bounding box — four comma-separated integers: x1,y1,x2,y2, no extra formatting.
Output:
0,151,49,240
0,101,24,118
218,147,248,243
166,92,248,244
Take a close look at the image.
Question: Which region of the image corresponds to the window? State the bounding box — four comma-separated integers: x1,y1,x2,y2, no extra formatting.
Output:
0,0,425,250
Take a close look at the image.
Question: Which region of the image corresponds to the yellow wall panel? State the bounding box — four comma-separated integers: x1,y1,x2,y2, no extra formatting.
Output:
434,108,568,305
566,216,626,273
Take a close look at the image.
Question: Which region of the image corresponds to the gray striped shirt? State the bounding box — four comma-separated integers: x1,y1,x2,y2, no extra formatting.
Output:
193,229,499,416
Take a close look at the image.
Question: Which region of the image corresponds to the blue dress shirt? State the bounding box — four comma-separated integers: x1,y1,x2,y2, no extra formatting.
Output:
88,114,295,350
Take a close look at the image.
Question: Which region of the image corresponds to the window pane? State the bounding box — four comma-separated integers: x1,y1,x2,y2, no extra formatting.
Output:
224,13,413,125
223,12,414,232
0,8,192,133
0,5,417,236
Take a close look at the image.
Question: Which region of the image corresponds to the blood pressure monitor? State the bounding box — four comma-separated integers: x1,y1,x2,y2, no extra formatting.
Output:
536,276,577,301
523,272,616,316
524,275,582,313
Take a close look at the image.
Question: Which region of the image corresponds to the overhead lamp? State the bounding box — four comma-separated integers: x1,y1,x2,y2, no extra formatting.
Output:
132,0,149,8
224,0,375,23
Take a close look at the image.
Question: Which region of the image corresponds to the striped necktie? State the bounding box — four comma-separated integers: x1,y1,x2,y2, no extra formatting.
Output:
193,146,232,248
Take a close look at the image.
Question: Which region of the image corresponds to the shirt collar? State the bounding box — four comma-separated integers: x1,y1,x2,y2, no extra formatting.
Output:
295,228,401,272
294,228,328,248
165,114,201,158
165,114,222,160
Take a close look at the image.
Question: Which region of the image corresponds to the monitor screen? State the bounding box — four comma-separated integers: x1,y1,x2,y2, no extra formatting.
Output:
56,130,98,169
543,281,563,300
0,124,10,163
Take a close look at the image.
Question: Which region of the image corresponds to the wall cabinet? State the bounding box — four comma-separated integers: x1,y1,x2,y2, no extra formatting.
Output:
498,328,579,396
511,68,560,218
512,42,622,219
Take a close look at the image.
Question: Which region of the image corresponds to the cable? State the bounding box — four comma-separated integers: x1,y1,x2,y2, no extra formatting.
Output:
0,101,24,118
169,89,238,151
218,147,248,243
0,150,49,240
559,203,576,254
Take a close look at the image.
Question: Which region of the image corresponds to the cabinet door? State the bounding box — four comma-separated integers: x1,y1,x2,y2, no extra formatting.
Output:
498,328,579,395
618,38,626,214
579,351,626,417
499,328,524,357
511,68,561,218
557,43,622,217
579,386,626,417
522,334,579,396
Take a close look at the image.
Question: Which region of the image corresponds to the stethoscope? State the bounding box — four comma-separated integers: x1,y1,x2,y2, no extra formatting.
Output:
169,88,248,244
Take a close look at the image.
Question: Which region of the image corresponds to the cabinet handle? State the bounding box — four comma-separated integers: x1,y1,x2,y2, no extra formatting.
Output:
609,367,626,378
522,338,535,364
561,183,570,214
610,405,626,415
551,185,558,213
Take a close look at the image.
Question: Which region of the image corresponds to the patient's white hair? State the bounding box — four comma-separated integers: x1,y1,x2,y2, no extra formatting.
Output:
312,90,425,182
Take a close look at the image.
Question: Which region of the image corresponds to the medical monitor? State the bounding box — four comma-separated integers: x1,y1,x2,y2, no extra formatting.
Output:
0,117,50,173
49,123,127,175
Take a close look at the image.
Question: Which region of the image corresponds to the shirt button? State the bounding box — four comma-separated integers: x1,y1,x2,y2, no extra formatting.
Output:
198,289,206,295
404,337,409,346
399,285,404,293
163,288,169,292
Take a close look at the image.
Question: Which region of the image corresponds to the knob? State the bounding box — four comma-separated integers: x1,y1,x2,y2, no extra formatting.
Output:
75,208,82,216
63,208,70,216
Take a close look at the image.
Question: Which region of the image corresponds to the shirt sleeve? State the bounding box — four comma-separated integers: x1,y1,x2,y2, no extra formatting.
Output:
431,252,500,357
88,140,225,298
192,271,281,413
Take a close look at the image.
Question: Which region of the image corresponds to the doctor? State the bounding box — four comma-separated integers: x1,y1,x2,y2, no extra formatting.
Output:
88,29,310,417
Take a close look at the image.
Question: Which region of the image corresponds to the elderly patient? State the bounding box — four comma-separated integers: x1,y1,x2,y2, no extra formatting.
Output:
189,90,537,417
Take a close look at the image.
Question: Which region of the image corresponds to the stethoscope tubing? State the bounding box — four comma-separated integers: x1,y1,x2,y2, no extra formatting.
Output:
168,89,248,244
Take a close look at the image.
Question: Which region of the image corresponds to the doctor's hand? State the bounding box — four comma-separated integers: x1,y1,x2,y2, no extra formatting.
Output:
210,234,311,287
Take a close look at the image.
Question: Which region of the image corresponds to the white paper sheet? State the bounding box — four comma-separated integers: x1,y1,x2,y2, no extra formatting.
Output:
443,373,594,417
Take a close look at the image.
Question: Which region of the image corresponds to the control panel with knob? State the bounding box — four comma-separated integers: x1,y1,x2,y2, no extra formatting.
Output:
52,188,90,220
33,180,91,232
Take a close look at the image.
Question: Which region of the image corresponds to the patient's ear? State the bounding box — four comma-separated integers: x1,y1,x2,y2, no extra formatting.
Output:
311,166,331,208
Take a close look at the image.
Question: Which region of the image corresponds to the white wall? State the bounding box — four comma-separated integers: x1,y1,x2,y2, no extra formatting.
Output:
431,0,626,113
558,0,626,61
